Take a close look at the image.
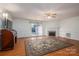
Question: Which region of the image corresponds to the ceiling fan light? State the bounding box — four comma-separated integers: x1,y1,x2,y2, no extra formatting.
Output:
47,16,52,19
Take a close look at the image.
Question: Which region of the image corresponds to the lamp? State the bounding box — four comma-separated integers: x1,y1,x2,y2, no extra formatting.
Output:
2,12,8,28
2,12,8,19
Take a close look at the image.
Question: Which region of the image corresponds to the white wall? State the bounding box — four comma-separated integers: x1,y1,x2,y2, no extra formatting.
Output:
59,16,79,40
12,16,79,40
13,19,46,38
42,16,79,40
42,20,60,36
13,19,31,38
13,19,60,38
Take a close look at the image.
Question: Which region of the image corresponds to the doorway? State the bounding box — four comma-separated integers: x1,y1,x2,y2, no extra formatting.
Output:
31,23,43,36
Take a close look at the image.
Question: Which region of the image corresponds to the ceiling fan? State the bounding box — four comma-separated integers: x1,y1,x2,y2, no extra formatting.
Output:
44,11,56,19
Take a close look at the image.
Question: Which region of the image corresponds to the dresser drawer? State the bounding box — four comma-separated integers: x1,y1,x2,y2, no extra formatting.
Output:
0,32,2,50
0,32,2,38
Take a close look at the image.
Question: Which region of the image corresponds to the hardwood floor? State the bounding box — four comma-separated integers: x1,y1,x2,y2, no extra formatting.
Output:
0,38,26,56
0,36,79,56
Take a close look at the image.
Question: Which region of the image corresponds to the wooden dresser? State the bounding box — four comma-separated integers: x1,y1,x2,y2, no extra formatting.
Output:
0,29,17,51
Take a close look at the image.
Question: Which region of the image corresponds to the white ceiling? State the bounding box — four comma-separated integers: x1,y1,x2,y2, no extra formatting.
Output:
0,3,79,21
